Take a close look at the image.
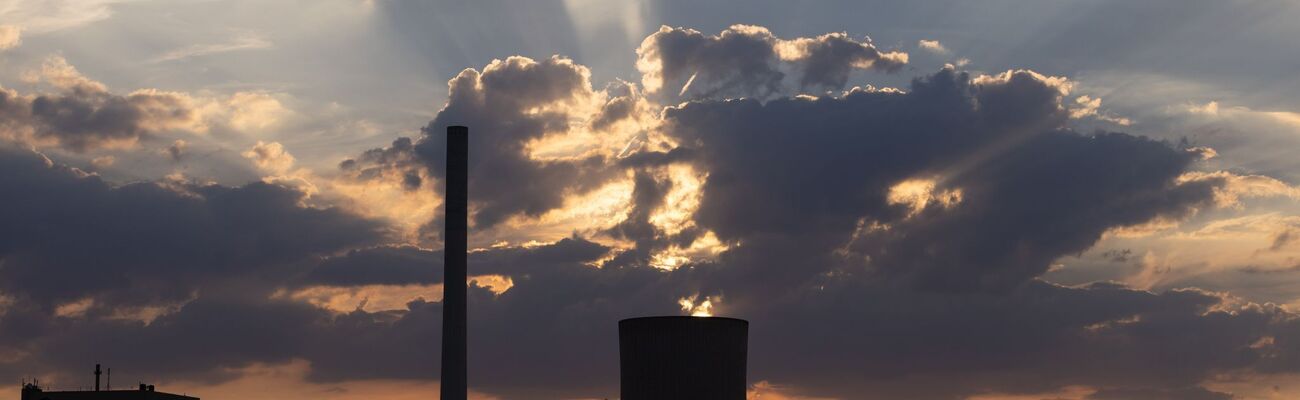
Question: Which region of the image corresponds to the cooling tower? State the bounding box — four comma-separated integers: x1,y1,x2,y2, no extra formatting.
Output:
619,316,748,400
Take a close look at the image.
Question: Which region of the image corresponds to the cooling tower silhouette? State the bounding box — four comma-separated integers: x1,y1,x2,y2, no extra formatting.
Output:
619,316,748,400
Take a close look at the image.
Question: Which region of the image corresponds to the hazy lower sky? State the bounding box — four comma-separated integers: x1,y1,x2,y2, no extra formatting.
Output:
2,1,1300,399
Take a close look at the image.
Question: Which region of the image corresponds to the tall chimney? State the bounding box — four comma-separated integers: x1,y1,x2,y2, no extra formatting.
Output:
441,125,468,400
94,364,101,391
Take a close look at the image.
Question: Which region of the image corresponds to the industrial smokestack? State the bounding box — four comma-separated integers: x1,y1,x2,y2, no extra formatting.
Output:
441,125,468,400
94,364,101,391
619,316,748,400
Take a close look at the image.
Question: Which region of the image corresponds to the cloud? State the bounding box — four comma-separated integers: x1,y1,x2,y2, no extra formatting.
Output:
1069,95,1133,125
0,57,200,152
160,360,503,400
0,0,129,33
744,281,1290,399
315,26,1300,397
1,57,304,158
345,55,627,234
242,140,296,174
777,31,908,90
319,56,1296,399
218,91,290,133
0,146,384,309
150,31,273,63
333,136,440,243
1086,386,1235,400
0,25,19,50
661,67,1215,293
0,144,399,381
917,39,947,54
167,139,187,162
303,245,438,287
30,55,108,92
1268,229,1296,252
636,25,907,99
300,237,610,289
90,154,114,167
1171,100,1300,181
5,21,1300,400
1180,171,1300,208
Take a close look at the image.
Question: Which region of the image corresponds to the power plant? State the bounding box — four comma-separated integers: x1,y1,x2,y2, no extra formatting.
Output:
435,126,750,400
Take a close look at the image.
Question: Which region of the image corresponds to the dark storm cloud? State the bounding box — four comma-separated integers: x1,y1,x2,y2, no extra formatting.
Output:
0,131,644,391
33,297,331,382
0,145,414,383
862,131,1218,291
0,83,195,152
600,65,1273,398
301,236,610,287
636,25,907,99
0,145,383,309
742,280,1269,398
305,245,438,286
662,67,1217,294
1086,386,1235,400
9,290,445,384
468,236,611,276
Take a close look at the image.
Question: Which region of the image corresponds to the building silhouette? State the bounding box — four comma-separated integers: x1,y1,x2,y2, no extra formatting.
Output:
20,365,197,400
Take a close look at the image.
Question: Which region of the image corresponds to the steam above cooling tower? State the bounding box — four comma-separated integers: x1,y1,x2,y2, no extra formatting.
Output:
619,316,749,400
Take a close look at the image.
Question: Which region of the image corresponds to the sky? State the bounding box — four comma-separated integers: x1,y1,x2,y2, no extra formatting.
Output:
2,0,1300,399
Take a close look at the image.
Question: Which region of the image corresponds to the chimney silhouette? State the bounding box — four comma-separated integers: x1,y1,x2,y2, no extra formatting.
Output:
441,126,468,400
619,316,748,400
94,364,101,391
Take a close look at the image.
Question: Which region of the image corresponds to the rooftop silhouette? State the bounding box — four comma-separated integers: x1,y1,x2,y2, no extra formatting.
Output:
20,365,197,400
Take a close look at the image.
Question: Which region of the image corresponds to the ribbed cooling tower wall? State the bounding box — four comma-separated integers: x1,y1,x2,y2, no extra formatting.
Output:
619,316,748,400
